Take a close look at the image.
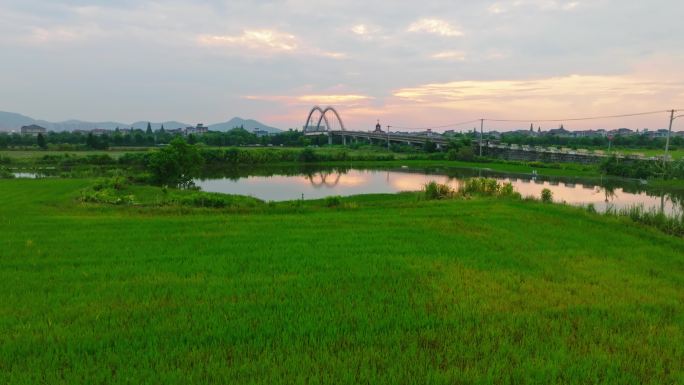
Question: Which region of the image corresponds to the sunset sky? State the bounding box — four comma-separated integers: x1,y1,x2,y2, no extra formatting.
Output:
1,0,683,131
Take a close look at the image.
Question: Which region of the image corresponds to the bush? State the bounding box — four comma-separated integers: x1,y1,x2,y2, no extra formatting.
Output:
92,176,128,191
324,195,342,207
459,178,500,196
174,191,261,208
599,155,658,179
423,141,438,153
423,181,454,200
447,146,475,161
541,188,553,203
0,167,15,179
299,147,318,162
457,178,521,199
80,189,135,205
148,138,204,188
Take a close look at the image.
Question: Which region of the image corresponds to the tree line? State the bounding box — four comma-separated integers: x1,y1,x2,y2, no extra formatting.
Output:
0,127,333,150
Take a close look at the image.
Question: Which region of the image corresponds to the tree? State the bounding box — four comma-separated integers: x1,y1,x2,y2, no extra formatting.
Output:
36,133,47,150
423,140,437,153
187,134,197,145
146,122,153,135
86,133,97,149
148,137,204,188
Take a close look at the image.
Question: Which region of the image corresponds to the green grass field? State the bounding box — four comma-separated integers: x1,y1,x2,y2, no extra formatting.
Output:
1,179,683,384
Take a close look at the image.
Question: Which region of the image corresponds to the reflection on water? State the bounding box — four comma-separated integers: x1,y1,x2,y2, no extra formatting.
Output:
195,167,684,215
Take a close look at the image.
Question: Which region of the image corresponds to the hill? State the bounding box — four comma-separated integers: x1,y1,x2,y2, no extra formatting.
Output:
0,111,282,133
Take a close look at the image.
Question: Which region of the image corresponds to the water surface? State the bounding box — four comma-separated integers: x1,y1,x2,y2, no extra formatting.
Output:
195,167,683,215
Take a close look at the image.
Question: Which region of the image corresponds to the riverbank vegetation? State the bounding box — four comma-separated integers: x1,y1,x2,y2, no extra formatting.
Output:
1,177,683,384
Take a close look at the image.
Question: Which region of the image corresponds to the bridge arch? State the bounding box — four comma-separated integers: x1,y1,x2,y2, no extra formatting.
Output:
303,106,345,132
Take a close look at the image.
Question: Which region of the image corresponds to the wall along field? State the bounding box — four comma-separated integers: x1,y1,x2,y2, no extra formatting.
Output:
1,178,683,384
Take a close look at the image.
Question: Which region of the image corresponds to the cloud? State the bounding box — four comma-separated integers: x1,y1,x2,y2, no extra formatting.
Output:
197,29,347,59
488,0,581,14
198,29,298,52
431,51,466,61
393,74,675,103
407,18,463,37
247,94,372,105
391,73,684,124
318,51,348,59
351,24,369,35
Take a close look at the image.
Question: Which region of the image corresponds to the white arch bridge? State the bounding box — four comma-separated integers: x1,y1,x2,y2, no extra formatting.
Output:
302,105,450,147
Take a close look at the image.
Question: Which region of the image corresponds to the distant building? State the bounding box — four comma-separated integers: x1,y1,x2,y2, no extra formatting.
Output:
20,124,47,136
253,129,270,137
90,129,110,136
374,120,384,133
166,128,184,135
547,126,573,137
185,123,208,135
572,129,606,138
609,128,634,136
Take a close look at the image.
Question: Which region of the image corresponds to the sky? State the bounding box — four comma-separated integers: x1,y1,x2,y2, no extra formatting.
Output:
1,0,683,131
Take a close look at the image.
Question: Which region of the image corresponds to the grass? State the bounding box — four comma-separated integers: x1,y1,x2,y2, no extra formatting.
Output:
1,179,684,384
0,148,152,160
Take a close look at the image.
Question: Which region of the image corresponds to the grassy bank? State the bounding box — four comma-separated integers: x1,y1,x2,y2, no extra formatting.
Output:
1,178,683,384
2,147,601,178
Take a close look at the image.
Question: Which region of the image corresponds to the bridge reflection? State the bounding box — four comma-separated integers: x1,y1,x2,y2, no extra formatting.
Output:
305,171,343,188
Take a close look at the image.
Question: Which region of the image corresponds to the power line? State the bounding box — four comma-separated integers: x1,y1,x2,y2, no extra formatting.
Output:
484,109,670,123
391,109,677,132
391,119,481,130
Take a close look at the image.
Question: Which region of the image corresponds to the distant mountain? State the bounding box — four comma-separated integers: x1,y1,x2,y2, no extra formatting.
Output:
0,111,37,129
208,117,282,133
0,111,282,133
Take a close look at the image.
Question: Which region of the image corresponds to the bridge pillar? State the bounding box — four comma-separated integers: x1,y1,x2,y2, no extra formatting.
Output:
328,133,332,146
343,135,346,146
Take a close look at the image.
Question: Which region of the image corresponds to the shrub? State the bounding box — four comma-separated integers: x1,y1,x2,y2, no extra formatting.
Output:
447,146,475,161
147,138,204,188
92,176,128,191
0,167,15,179
423,181,454,200
174,191,261,209
585,203,597,214
459,178,499,196
324,195,342,207
80,189,135,205
541,188,553,203
299,147,318,162
499,182,520,198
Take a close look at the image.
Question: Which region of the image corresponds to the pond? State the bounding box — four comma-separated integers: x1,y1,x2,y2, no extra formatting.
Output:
195,166,684,215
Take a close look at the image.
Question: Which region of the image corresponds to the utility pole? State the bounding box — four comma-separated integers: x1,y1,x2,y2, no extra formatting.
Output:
665,109,675,161
387,125,391,150
479,119,484,157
